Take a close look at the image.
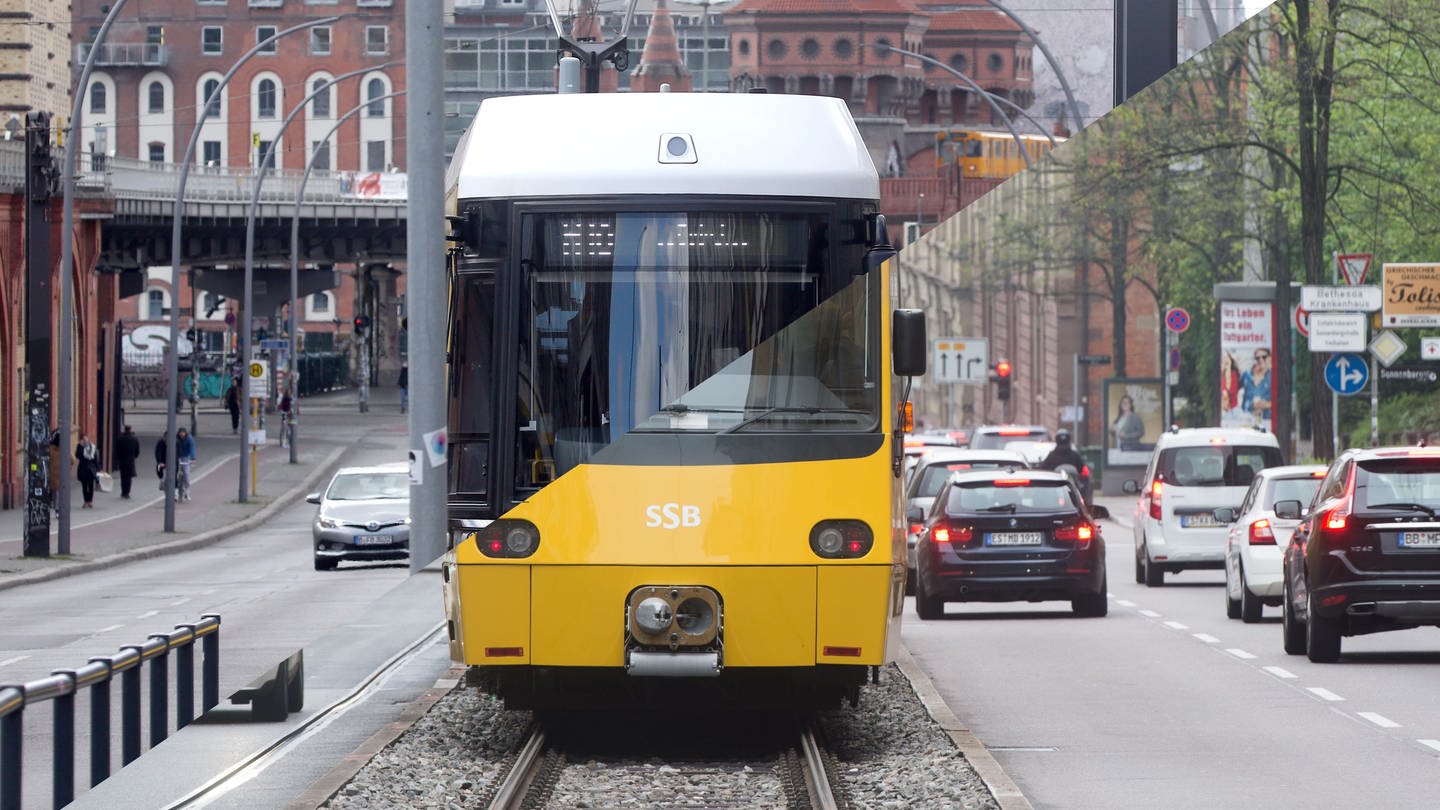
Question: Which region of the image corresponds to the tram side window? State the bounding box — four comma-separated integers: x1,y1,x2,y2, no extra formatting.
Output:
963,140,983,158
449,274,495,497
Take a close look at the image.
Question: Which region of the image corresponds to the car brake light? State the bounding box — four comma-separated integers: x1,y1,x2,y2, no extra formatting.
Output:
1053,523,1094,546
1080,465,1090,478
910,523,925,535
1311,470,1327,478
994,479,1031,487
1208,436,1226,444
1248,518,1276,545
1320,467,1356,532
932,525,973,548
998,428,1032,436
1149,479,1163,520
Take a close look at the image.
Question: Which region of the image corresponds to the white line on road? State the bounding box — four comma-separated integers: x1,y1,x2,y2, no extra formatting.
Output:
0,655,29,667
1262,666,1297,679
1358,712,1400,729
1308,687,1345,702
1419,740,1440,753
1225,648,1256,660
1192,633,1220,643
1116,600,1136,607
95,624,125,634
1138,609,1161,618
170,598,191,607
137,610,159,619
1164,621,1188,630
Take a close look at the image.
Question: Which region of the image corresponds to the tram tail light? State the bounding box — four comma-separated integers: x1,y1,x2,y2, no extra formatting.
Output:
475,520,541,558
1248,519,1276,545
810,520,873,559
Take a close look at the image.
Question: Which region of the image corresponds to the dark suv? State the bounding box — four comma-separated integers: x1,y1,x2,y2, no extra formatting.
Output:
1278,447,1440,662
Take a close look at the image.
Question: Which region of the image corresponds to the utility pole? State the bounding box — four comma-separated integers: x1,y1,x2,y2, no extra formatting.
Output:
23,112,54,558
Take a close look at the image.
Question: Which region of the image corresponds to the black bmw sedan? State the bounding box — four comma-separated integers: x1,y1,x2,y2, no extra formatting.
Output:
911,469,1110,619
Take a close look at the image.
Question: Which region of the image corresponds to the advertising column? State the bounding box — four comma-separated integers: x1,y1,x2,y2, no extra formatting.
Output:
1219,301,1275,432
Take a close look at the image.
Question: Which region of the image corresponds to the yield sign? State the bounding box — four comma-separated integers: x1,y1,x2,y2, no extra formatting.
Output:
1337,253,1373,286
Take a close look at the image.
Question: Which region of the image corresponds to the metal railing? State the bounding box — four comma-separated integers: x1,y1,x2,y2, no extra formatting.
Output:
0,614,221,810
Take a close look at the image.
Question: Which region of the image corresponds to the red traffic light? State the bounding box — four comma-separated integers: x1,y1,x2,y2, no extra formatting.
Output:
995,359,1012,378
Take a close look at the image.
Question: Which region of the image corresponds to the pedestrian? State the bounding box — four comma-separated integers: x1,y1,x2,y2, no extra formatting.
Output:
47,427,61,509
75,432,99,508
154,434,168,491
397,363,409,414
116,424,140,499
225,376,242,433
175,428,197,502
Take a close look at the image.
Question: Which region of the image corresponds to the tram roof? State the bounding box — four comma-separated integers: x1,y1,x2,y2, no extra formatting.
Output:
450,92,880,202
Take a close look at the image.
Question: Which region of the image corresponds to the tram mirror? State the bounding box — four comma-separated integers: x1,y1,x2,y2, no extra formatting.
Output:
892,309,927,377
860,212,896,276
446,208,484,251
861,245,897,276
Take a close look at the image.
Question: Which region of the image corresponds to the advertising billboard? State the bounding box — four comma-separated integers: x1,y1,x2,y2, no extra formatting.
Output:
1218,301,1274,432
1103,378,1163,467
1382,263,1440,327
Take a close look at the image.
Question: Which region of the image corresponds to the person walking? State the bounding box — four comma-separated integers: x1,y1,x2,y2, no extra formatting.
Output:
225,377,242,434
75,432,100,508
397,364,409,414
116,424,140,499
155,433,168,492
175,427,197,502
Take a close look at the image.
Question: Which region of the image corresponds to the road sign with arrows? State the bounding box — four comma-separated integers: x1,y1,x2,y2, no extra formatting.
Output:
933,337,989,384
1324,353,1369,396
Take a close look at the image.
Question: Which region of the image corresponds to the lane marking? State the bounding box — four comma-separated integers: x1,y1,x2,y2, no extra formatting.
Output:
1419,740,1440,753
1116,600,1136,607
0,655,30,667
1138,609,1161,618
1358,712,1400,729
1225,648,1256,660
170,598,192,607
95,623,125,634
1262,666,1297,679
1164,621,1188,630
137,610,159,619
1192,633,1220,643
1308,687,1345,702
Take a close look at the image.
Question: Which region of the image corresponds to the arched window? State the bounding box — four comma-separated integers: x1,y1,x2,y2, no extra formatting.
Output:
366,78,385,117
146,289,166,320
147,81,165,113
311,78,331,117
203,79,221,117
90,82,107,113
257,79,277,118
311,292,330,312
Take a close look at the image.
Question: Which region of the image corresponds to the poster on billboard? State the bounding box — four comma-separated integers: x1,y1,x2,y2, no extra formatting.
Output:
338,171,408,200
1103,378,1163,466
1381,263,1440,327
1218,301,1274,432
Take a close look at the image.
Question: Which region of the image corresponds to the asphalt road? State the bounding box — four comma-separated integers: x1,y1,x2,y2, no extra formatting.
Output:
903,511,1440,809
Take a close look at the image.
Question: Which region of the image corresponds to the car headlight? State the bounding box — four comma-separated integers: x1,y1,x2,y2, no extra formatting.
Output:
404,516,413,525
318,516,339,529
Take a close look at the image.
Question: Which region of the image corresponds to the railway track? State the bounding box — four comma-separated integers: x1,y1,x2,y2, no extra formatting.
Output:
485,716,852,809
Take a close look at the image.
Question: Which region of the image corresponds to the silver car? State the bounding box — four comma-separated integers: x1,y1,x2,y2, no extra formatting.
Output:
309,463,411,571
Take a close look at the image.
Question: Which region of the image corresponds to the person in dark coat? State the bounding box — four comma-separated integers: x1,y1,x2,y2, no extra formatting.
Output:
225,377,242,433
155,435,168,490
75,433,100,508
397,364,409,414
116,424,140,499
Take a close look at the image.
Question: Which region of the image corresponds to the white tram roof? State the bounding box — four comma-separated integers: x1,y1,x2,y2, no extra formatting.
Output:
450,93,879,202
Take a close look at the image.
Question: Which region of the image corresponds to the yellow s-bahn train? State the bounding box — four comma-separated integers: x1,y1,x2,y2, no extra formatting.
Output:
441,91,927,709
937,129,1061,179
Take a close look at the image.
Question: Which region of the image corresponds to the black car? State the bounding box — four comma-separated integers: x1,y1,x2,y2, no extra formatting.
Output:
1278,446,1440,662
913,469,1111,619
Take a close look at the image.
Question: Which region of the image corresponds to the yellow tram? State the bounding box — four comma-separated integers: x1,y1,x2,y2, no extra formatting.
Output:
441,91,925,708
937,129,1060,179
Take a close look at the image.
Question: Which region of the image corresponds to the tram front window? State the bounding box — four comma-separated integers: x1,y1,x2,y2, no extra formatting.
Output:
515,210,877,486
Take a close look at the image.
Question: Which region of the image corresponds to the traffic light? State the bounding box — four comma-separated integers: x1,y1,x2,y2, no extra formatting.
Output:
353,314,371,334
991,358,1013,401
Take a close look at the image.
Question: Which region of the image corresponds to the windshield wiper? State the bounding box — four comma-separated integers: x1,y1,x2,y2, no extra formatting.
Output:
1366,502,1438,518
977,503,1018,513
718,406,867,435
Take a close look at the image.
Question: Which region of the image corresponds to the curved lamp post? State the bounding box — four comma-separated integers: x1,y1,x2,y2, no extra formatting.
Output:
979,0,1086,132
984,91,1056,147
163,16,340,528
57,0,132,553
287,89,407,465
671,0,735,92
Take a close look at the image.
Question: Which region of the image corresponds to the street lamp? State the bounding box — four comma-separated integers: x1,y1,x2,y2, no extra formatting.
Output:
163,16,340,528
672,0,734,92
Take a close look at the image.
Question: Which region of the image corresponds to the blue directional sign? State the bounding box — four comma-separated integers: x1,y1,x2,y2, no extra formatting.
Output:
1324,353,1370,396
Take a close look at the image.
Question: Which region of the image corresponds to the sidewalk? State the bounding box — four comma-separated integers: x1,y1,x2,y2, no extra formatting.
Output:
0,386,408,592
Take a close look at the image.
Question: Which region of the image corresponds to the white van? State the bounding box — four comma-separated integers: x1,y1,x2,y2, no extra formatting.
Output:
1123,427,1284,587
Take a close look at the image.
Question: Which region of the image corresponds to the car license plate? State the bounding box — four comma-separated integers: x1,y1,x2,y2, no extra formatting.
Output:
986,531,1043,546
354,534,391,546
1398,531,1440,548
1180,513,1220,528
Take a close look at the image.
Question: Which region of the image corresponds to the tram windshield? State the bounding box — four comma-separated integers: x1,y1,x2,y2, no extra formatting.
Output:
517,210,878,478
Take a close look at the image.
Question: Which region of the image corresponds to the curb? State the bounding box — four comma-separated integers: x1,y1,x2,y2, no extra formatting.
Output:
895,643,1033,810
0,445,348,593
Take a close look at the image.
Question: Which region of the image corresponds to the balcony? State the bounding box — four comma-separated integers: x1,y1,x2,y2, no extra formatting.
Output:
75,43,170,68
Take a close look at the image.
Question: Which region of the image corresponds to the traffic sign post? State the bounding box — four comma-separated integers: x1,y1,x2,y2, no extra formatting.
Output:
1324,353,1369,396
1306,312,1367,353
1422,336,1440,361
1300,285,1382,312
1165,307,1190,333
1337,253,1373,286
932,337,989,384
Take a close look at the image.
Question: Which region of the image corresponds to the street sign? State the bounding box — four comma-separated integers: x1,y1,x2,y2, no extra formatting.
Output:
1168,348,1181,371
1300,285,1382,312
1294,304,1310,337
932,337,988,384
1382,263,1440,327
1378,367,1439,386
1078,354,1112,365
1324,353,1369,396
1422,336,1440,361
248,359,270,399
1337,253,1373,286
1306,312,1367,353
1369,329,1407,368
259,339,288,350
1164,307,1191,333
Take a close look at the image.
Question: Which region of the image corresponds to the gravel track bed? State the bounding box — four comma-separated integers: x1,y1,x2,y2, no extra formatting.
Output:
323,663,999,809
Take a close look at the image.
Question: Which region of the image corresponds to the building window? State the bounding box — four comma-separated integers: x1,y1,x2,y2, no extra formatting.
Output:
257,79,277,117
257,26,278,54
833,38,852,59
311,293,330,313
366,78,385,116
311,79,331,116
950,53,967,73
737,39,750,57
874,38,892,60
89,82,106,113
146,289,167,320
203,140,221,167
147,81,165,113
987,53,1003,73
311,140,330,171
366,26,388,55
357,0,392,6
202,27,222,55
147,25,164,44
766,39,787,60
311,27,331,55
203,79,221,117
256,139,274,168
800,38,820,59
366,140,385,172
147,142,165,163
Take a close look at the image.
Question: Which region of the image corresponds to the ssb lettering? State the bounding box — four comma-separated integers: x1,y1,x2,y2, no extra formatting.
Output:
645,503,702,529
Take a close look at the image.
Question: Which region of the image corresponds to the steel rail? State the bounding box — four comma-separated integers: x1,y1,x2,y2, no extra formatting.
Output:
799,721,840,810
488,724,548,810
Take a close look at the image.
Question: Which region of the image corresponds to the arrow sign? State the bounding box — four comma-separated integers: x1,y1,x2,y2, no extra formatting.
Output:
1324,353,1369,396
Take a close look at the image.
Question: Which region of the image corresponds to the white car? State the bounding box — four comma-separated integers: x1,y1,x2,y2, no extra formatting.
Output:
1218,465,1326,622
1124,427,1285,587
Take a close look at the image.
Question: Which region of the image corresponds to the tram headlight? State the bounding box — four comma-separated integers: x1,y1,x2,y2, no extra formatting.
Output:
809,520,874,559
476,519,541,559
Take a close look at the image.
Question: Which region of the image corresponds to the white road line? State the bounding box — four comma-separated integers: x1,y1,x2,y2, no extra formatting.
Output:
1138,609,1161,618
137,610,159,619
1262,666,1297,679
1225,648,1256,660
1308,687,1345,702
1116,600,1136,607
170,598,191,607
1164,620,1188,630
1418,739,1440,753
1358,712,1400,729
0,655,30,667
1192,633,1220,643
95,623,125,634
